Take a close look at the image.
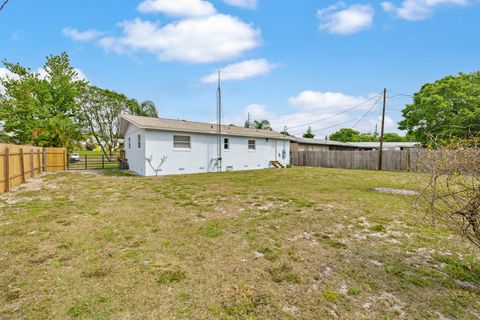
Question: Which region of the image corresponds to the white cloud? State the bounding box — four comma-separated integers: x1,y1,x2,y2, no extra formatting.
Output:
317,3,374,35
287,91,370,112
0,67,14,80
223,0,258,9
226,91,389,137
382,0,468,20
244,104,274,119
99,15,260,64
138,0,216,17
0,68,18,93
62,27,104,41
201,59,276,83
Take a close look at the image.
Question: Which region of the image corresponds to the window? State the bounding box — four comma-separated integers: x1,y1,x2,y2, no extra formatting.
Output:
173,135,191,149
224,138,229,150
248,139,256,151
128,137,131,149
137,135,141,148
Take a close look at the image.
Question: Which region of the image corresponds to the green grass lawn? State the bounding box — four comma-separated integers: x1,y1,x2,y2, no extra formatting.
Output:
0,168,479,319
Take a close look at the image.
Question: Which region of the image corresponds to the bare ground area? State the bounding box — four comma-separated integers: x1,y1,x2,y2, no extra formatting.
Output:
0,168,479,319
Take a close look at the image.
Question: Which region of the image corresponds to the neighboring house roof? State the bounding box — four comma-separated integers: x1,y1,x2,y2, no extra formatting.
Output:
290,137,354,148
120,115,290,140
346,142,421,149
290,137,421,149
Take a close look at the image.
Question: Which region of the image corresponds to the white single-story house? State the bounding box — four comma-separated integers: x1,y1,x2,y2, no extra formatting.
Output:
119,115,290,176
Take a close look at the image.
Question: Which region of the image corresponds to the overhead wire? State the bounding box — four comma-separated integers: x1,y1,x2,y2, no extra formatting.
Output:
286,93,383,130
290,94,382,135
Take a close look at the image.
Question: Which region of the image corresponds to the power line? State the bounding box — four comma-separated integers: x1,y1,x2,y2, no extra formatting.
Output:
290,94,382,135
287,93,383,130
0,0,9,12
351,95,382,129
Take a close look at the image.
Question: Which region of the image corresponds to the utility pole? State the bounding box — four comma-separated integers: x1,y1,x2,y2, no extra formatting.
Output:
378,88,387,170
216,70,222,172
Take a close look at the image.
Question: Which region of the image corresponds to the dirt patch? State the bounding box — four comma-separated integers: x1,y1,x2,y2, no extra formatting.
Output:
374,188,419,195
0,173,60,205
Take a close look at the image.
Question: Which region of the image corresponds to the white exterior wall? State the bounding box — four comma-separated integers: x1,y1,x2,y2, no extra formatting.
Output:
124,124,147,175
138,129,289,176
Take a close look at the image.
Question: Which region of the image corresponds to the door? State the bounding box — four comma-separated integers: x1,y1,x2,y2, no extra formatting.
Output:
269,139,277,161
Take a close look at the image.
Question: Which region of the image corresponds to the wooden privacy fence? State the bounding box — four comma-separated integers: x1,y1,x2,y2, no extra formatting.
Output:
0,144,67,193
291,149,428,172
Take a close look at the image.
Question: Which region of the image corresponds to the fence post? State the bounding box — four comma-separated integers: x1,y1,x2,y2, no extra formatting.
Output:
63,149,67,171
19,148,25,183
85,155,88,170
4,147,9,192
30,149,34,178
42,148,47,172
38,149,42,174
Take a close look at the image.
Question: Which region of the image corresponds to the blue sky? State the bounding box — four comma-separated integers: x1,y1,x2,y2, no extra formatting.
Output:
1,0,479,137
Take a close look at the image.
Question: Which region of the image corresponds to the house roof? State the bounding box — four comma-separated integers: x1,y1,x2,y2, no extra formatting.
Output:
290,137,420,149
290,137,354,147
120,115,290,140
345,142,421,148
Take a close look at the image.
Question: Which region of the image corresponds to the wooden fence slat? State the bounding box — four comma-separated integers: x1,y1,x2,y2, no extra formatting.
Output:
292,149,428,172
4,147,9,192
30,149,35,178
19,148,26,183
0,144,65,193
37,149,42,174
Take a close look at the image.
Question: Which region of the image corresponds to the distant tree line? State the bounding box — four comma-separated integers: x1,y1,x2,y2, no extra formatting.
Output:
327,128,412,143
0,52,158,159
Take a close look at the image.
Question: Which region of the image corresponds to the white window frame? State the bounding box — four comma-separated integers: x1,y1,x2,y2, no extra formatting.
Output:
173,135,191,150
137,135,141,149
248,139,256,151
224,138,230,151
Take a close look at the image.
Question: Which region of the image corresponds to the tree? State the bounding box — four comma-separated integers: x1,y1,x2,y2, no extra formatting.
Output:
132,100,158,118
303,127,315,139
253,119,272,130
328,128,360,142
0,53,86,149
399,72,480,145
383,133,405,142
80,86,139,160
328,128,408,142
415,138,480,248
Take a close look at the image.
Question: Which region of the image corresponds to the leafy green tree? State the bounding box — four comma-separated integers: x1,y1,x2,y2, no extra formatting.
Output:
80,86,140,160
383,133,405,142
303,126,315,138
253,119,272,130
399,72,480,144
329,128,408,142
0,52,86,149
328,128,361,142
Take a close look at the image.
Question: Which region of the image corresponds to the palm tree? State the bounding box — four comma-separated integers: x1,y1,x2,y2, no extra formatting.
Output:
253,119,272,130
140,100,158,118
128,100,158,118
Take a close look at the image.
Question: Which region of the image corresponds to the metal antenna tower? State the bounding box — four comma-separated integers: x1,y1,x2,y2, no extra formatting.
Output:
216,69,222,172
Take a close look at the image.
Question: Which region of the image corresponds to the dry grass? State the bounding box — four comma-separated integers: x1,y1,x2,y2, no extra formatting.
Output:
0,168,479,319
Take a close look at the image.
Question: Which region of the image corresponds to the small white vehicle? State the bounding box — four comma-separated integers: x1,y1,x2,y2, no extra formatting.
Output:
69,153,80,162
